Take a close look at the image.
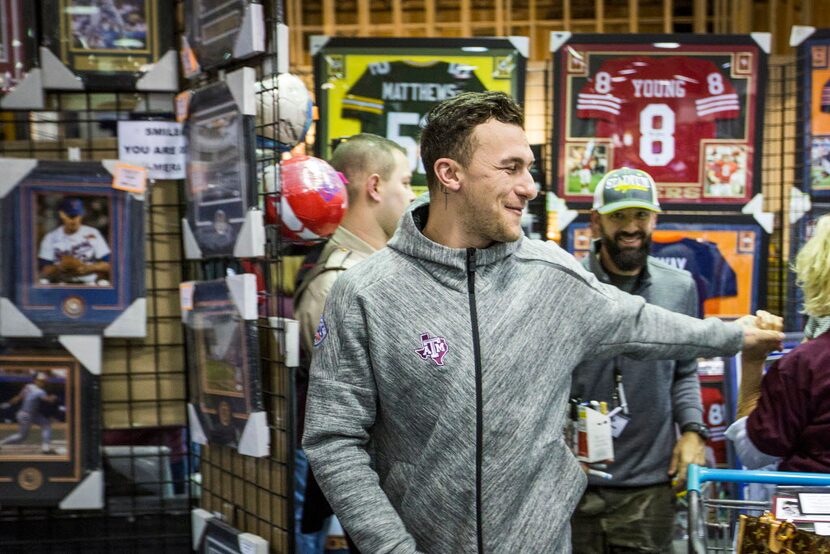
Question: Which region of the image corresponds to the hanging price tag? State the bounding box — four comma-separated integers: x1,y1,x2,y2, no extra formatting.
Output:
111,162,148,193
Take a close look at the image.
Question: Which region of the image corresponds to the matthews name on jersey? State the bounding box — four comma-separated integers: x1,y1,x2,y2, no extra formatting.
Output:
341,60,487,181
576,56,741,184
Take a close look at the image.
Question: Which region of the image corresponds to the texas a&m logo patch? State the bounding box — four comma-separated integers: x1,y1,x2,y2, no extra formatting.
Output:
415,333,449,366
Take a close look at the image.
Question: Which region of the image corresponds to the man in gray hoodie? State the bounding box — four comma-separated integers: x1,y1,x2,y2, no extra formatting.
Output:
303,91,783,553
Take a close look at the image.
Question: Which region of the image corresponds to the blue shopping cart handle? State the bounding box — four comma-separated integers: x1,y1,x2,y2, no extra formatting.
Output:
686,464,830,493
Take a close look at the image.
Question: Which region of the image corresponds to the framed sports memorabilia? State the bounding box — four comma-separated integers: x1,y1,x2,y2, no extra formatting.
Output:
565,214,768,320
0,338,101,508
39,0,177,91
192,508,268,553
313,36,528,190
183,0,265,74
182,67,263,260
182,275,268,457
0,0,41,108
696,357,731,468
551,33,768,209
0,159,146,337
795,28,830,199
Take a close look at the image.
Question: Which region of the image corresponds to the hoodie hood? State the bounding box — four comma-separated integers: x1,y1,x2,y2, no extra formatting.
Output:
387,202,521,274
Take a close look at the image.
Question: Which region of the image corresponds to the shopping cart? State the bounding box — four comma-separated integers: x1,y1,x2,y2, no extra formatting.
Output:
686,464,830,553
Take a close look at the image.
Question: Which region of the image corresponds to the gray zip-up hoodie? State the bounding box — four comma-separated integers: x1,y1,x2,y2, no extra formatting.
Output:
303,203,744,554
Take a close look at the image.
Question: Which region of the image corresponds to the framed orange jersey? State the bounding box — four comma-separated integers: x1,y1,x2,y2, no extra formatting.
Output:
565,214,768,320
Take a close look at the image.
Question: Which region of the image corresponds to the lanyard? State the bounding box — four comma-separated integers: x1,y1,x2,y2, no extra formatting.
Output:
612,362,629,416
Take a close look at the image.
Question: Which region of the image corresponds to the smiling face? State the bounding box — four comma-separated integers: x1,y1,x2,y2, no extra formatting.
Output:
591,207,657,274
455,120,537,247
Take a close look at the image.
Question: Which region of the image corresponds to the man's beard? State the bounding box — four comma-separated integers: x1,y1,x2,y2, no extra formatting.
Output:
601,230,651,272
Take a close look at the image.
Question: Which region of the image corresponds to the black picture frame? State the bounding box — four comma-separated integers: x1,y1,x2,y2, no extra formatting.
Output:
551,33,767,209
796,29,830,200
0,0,37,94
313,36,528,191
0,160,145,336
184,78,257,259
40,0,175,91
183,276,266,456
0,339,100,507
183,0,265,74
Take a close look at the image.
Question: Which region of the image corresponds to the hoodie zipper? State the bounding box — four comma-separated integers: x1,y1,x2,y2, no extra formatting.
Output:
466,248,484,553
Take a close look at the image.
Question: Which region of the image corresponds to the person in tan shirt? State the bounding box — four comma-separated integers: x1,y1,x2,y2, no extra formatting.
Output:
293,132,414,554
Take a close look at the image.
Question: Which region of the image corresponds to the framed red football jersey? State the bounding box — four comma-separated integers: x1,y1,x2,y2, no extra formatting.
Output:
552,33,767,209
794,27,830,200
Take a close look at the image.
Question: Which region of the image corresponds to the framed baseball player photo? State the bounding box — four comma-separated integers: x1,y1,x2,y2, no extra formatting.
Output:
795,28,830,200
182,275,268,458
39,0,177,91
565,214,768,320
0,338,101,507
0,160,145,337
313,36,528,192
182,68,261,260
182,0,264,75
551,33,768,209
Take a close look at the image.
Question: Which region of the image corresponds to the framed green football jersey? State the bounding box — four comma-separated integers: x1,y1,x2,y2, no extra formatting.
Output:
312,36,528,190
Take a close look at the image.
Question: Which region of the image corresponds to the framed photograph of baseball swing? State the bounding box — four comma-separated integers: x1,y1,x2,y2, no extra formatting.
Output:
182,0,265,75
0,0,43,109
550,32,768,209
0,160,146,337
182,67,263,260
793,27,830,200
0,337,102,508
312,36,528,191
182,275,268,458
564,213,768,320
38,0,177,91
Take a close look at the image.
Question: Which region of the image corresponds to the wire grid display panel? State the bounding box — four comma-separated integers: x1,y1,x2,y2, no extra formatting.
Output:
0,92,191,552
761,57,799,323
188,4,297,553
198,327,293,551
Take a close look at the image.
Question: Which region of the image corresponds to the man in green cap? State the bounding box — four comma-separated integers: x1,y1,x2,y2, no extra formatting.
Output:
571,167,709,553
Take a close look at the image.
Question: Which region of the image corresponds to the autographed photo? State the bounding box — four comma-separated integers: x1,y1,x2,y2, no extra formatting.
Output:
799,29,830,199
566,214,766,319
0,341,98,506
184,0,263,72
0,161,144,335
40,0,173,90
552,34,766,208
314,36,527,190
185,81,256,258
184,279,262,451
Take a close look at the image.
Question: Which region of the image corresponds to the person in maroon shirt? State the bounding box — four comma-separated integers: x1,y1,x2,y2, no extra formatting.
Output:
729,214,830,473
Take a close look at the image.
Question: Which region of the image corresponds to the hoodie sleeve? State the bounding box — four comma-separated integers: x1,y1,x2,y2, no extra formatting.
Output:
302,281,420,554
592,282,744,362
671,277,705,428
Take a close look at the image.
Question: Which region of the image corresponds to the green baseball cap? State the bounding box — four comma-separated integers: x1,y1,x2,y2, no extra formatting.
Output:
592,168,662,214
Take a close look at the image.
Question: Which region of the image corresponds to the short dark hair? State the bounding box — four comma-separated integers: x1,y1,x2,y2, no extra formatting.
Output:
419,91,524,192
330,133,407,204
